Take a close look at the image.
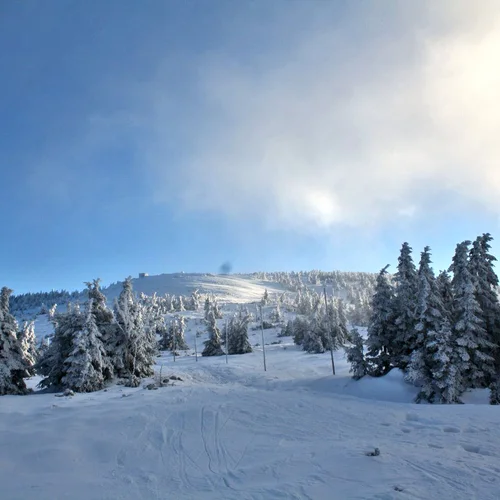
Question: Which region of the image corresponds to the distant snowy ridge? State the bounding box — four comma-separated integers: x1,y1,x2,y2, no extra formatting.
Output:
11,270,376,315
102,273,286,304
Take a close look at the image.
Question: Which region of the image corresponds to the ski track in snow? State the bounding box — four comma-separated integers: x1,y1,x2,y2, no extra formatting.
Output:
4,277,500,500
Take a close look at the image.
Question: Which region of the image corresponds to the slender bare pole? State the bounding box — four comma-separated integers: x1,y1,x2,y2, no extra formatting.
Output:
173,319,176,363
225,320,229,364
259,304,267,372
194,332,198,362
323,285,336,375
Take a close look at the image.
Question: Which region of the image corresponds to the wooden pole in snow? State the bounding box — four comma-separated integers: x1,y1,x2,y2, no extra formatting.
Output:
323,285,336,376
225,320,229,364
194,332,198,362
173,319,176,363
259,304,267,372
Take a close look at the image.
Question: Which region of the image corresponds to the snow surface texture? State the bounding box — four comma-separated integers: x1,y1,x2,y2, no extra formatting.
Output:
3,279,500,500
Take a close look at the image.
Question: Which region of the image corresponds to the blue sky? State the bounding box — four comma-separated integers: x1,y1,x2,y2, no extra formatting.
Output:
1,1,499,294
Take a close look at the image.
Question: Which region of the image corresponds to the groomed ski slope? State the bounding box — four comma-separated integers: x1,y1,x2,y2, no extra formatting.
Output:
2,310,500,500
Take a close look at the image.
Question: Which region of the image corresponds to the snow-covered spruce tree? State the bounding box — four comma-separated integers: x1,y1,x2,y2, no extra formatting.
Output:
141,301,159,367
335,298,350,343
294,290,302,313
164,294,174,313
490,376,500,405
176,295,186,312
302,326,325,353
176,316,189,350
163,316,189,352
62,301,107,393
392,243,418,370
202,311,224,357
366,266,397,376
406,318,462,403
18,321,38,376
279,319,294,337
37,303,83,390
301,295,345,355
469,233,500,393
292,316,309,346
38,336,50,359
212,298,223,319
239,305,253,322
158,316,170,351
141,293,167,361
436,270,454,320
348,294,370,327
261,288,270,307
113,278,155,384
412,247,447,352
204,296,211,320
227,314,252,355
270,303,283,324
406,247,452,402
311,292,322,315
0,287,30,395
84,279,116,380
48,303,57,320
308,300,336,353
429,319,462,403
469,234,500,344
345,327,368,380
450,241,495,389
144,298,165,335
190,290,201,311
295,289,315,315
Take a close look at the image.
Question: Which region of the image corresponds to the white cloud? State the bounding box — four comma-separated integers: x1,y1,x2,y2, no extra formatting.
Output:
145,1,500,231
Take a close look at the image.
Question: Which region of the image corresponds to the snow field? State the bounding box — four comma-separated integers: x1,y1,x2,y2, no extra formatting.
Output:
2,305,500,500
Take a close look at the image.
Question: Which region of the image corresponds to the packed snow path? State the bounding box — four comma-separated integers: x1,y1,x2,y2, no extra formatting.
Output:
1,349,500,500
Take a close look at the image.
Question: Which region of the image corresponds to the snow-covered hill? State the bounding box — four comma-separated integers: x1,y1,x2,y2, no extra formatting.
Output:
2,304,499,500
29,273,286,340
103,273,286,304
